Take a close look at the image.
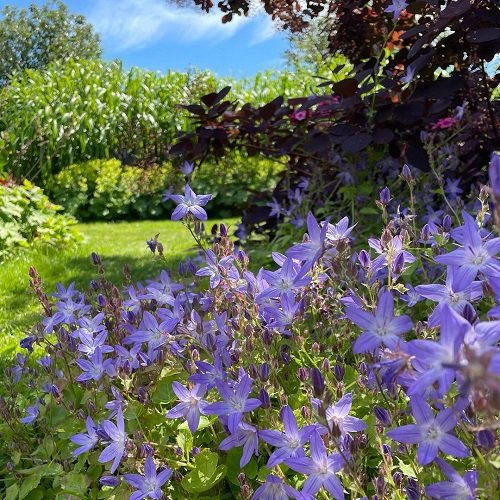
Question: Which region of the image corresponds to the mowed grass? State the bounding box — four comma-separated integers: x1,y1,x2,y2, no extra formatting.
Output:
0,218,239,360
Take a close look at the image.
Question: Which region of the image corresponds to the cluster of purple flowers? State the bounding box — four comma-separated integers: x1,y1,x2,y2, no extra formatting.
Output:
9,155,500,499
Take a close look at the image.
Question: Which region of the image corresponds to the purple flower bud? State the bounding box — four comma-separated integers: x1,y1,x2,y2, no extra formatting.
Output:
126,310,136,323
359,362,368,376
379,186,391,205
51,384,62,400
258,388,271,409
90,279,99,291
219,223,228,237
91,252,101,266
333,364,345,381
297,367,308,382
263,329,273,346
180,160,194,176
489,152,500,197
374,406,392,426
442,214,452,232
237,473,246,485
462,303,477,324
175,446,183,456
97,294,106,308
393,471,403,487
358,250,371,267
97,426,110,441
258,363,270,382
476,429,495,449
310,367,325,397
280,351,291,364
137,387,149,404
178,261,187,276
139,442,155,458
321,358,330,372
382,443,392,456
122,360,132,376
392,252,405,275
248,363,258,379
402,163,412,182
421,223,431,241
406,478,420,500
191,446,201,456
100,475,120,487
6,462,14,473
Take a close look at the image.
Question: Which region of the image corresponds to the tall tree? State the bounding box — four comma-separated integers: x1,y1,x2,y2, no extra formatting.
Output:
0,0,101,86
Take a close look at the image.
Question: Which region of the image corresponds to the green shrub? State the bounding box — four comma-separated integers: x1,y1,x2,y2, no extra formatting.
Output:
48,159,177,220
0,179,79,260
48,155,283,220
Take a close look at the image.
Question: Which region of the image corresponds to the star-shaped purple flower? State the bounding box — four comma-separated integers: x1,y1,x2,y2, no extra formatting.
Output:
124,455,172,500
167,184,211,221
166,382,208,434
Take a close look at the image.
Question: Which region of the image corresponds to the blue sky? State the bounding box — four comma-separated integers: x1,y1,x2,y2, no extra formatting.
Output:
3,0,290,76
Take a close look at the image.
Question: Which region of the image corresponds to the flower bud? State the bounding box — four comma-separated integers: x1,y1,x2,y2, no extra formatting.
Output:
489,151,500,198
358,250,370,267
393,471,403,487
90,279,99,291
100,475,120,487
258,388,271,409
392,252,405,275
300,405,311,420
137,387,149,404
248,363,258,379
263,329,273,346
297,367,308,382
311,342,320,354
310,368,325,398
401,163,412,182
91,252,101,266
321,358,330,372
421,223,431,241
379,186,391,205
476,429,495,449
258,363,270,382
374,406,392,426
97,294,106,308
442,214,452,232
220,223,228,237
462,303,477,324
139,442,155,458
333,364,345,382
191,446,201,456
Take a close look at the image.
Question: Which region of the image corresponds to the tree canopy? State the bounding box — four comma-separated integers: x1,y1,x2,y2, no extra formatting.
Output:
0,0,101,86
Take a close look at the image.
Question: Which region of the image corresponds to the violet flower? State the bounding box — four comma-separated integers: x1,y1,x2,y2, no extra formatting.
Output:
99,406,127,473
219,422,259,467
434,211,500,281
259,406,317,468
425,458,477,499
252,475,304,500
75,347,116,382
345,290,412,353
385,0,408,19
286,212,328,266
166,382,208,433
204,373,261,433
70,416,99,456
20,400,40,424
124,455,172,500
387,396,469,465
286,432,346,499
168,184,211,221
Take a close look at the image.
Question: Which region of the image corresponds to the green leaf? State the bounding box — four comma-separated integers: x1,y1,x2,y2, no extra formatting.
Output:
60,471,89,496
19,474,41,499
151,377,177,404
5,483,18,500
182,463,227,494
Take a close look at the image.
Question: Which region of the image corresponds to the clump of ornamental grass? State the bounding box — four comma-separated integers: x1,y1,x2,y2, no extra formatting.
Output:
1,157,499,499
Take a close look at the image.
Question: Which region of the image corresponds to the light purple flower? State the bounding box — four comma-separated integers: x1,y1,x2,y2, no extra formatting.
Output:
287,432,345,499
168,184,211,221
434,211,500,281
286,212,328,266
20,400,40,424
75,347,116,382
99,406,127,473
345,290,412,353
124,455,172,500
252,475,304,500
315,393,367,436
70,416,99,456
259,406,317,468
204,373,261,433
426,457,477,499
219,422,259,467
385,0,408,19
387,396,469,465
166,382,208,433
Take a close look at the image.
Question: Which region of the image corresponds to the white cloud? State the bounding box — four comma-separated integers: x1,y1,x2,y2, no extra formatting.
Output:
87,0,279,51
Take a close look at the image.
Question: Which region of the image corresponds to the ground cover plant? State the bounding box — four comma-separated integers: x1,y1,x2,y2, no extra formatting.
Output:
1,155,499,499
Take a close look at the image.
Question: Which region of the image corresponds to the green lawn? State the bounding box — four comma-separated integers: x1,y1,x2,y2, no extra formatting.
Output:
0,218,239,360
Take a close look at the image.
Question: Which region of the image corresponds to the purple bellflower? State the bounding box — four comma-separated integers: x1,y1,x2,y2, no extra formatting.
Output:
204,373,261,433
75,347,116,382
70,416,99,456
415,266,482,326
259,406,317,468
407,304,469,396
287,432,346,499
166,382,208,434
387,396,469,465
286,212,328,266
425,457,477,499
345,290,413,353
219,422,259,467
434,211,500,281
20,400,40,424
124,455,172,500
385,0,408,19
168,184,211,221
314,393,367,437
196,250,239,289
99,406,127,473
252,475,305,500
